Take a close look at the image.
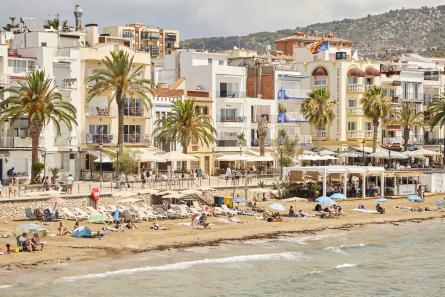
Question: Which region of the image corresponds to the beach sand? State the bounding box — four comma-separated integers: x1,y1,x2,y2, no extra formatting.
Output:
1,194,444,270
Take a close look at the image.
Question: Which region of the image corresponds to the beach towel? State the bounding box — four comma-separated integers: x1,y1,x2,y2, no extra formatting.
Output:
351,208,378,214
72,226,92,238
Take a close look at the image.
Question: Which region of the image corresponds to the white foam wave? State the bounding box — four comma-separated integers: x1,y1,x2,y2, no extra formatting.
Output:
308,270,323,274
340,243,366,249
324,246,349,255
60,252,302,282
0,285,13,289
279,232,345,244
335,263,357,269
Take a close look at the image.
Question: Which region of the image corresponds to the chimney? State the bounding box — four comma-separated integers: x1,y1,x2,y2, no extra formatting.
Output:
74,5,83,31
85,24,98,46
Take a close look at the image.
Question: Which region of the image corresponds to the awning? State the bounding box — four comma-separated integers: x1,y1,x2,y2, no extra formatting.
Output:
155,151,198,162
348,68,365,77
86,150,113,163
216,155,253,162
393,171,424,178
312,67,328,76
365,67,380,76
127,148,167,162
86,150,102,158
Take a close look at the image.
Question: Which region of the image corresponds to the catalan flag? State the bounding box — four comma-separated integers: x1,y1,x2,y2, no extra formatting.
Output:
310,41,329,54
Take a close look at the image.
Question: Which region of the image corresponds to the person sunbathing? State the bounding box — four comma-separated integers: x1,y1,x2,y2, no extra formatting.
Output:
58,222,71,236
289,206,295,217
18,233,32,252
30,233,44,251
151,222,168,230
272,213,284,222
376,203,385,214
125,221,137,230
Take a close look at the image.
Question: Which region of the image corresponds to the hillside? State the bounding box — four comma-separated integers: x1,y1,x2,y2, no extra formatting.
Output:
181,6,445,58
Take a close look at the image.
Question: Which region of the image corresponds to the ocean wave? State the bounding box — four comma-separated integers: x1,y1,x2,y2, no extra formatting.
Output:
0,285,13,289
279,232,345,244
335,263,358,269
60,252,303,282
340,243,366,249
324,246,350,255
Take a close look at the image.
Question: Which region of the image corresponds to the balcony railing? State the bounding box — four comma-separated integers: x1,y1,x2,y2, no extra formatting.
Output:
217,116,246,123
86,134,114,144
347,130,373,139
277,88,311,100
85,105,117,117
278,112,307,123
0,136,44,148
347,107,364,115
312,130,327,140
216,91,246,98
216,140,238,147
347,84,365,93
251,138,271,147
401,93,423,102
56,78,77,90
124,134,151,145
124,107,145,117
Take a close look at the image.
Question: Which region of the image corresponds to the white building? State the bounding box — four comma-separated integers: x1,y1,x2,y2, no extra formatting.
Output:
161,50,276,155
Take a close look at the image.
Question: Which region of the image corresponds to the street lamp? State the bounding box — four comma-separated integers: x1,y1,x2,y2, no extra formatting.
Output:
361,139,366,164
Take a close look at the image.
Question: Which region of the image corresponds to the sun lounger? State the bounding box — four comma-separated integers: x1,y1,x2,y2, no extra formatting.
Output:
59,207,85,220
351,208,379,214
25,208,36,220
72,208,91,219
213,207,224,216
221,205,237,216
172,205,191,218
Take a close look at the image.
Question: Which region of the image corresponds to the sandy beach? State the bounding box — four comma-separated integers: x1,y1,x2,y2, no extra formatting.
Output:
1,194,444,271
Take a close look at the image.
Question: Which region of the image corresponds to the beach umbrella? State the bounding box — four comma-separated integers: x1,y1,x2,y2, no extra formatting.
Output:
320,149,337,156
316,196,336,207
268,203,286,212
16,223,46,233
339,151,362,158
330,193,347,200
87,214,108,223
233,197,245,203
316,195,330,202
376,198,388,203
407,194,422,202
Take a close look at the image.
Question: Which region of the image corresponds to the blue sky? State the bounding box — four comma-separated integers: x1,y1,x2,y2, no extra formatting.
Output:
1,0,444,39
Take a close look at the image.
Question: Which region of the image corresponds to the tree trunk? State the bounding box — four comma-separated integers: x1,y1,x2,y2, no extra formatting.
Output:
372,120,379,153
317,125,322,155
116,91,124,145
30,133,40,183
403,127,410,151
182,141,188,171
259,136,265,156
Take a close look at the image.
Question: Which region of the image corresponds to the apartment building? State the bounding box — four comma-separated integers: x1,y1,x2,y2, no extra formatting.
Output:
0,24,83,181
103,24,179,58
380,54,445,150
246,64,312,146
161,50,276,160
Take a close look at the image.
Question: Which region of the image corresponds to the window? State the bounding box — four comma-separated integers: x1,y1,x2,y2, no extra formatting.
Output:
208,58,212,65
347,122,356,131
156,111,160,120
220,109,238,122
124,98,143,116
89,125,108,135
219,60,224,65
122,30,134,38
365,77,373,85
88,125,110,143
348,76,358,85
124,125,141,143
313,77,326,87
8,59,35,73
365,122,372,131
348,100,357,108
192,136,199,152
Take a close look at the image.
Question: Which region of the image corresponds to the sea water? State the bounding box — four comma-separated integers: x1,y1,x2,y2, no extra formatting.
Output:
1,219,444,297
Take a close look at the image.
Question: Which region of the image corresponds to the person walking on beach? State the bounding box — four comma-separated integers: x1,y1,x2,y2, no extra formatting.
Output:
417,184,425,201
66,174,74,194
140,171,146,188
119,172,126,189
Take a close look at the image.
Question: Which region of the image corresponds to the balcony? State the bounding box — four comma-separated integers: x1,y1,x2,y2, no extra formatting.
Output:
400,93,423,102
85,105,117,117
383,135,424,145
251,138,271,147
124,134,151,145
252,114,276,124
347,84,365,93
277,112,307,123
347,130,373,139
55,136,74,147
216,90,246,99
216,139,238,148
124,107,145,117
277,88,310,100
347,107,364,116
86,134,113,145
165,34,177,42
56,78,77,90
0,136,44,148
312,130,327,140
216,116,246,123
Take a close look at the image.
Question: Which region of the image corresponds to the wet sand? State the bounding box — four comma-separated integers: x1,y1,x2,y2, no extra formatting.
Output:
1,195,444,270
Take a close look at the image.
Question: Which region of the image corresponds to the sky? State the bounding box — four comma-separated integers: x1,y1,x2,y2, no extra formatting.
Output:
1,0,445,39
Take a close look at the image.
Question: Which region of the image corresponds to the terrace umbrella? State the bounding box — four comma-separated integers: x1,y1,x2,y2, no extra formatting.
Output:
330,193,347,200
268,203,286,212
320,149,337,156
376,198,388,203
233,197,245,203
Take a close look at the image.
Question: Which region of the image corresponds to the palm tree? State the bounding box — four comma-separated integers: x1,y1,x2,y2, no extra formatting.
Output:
427,93,445,163
87,49,153,147
393,103,423,151
274,129,297,179
154,99,217,163
361,86,392,153
301,88,335,154
257,116,269,156
236,131,246,155
2,17,18,31
44,18,68,30
0,70,77,181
